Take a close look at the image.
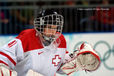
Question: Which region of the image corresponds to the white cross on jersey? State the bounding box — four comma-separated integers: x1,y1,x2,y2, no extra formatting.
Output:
52,55,61,66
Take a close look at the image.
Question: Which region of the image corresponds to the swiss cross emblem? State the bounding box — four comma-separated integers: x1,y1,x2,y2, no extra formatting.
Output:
52,55,61,66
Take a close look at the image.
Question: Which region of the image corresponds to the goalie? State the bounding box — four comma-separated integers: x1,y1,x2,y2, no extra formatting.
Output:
0,9,100,76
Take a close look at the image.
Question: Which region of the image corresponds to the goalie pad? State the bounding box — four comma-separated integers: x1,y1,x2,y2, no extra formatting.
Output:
0,63,17,76
61,42,100,75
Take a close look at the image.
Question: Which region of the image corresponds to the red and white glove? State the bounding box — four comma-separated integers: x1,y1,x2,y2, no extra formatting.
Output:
26,69,44,76
0,63,17,76
61,42,101,76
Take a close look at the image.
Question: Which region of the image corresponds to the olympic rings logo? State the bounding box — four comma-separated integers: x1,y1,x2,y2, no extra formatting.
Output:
73,41,114,70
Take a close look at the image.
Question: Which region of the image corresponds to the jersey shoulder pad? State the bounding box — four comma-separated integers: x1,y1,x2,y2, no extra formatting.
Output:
57,34,66,48
16,29,43,52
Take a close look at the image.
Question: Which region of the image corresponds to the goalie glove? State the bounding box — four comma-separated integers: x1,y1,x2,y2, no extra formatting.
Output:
61,42,100,75
0,63,17,76
26,69,44,76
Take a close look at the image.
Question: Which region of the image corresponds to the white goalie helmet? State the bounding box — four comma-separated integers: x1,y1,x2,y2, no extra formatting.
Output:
34,9,64,46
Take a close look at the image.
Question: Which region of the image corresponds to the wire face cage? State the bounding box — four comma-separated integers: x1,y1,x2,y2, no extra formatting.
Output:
34,14,64,34
34,13,64,46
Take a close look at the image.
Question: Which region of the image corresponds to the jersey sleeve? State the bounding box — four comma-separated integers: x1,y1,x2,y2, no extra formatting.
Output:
0,38,24,69
56,50,70,75
56,34,68,74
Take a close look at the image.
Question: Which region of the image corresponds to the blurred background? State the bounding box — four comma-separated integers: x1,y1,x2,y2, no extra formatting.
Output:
0,0,114,76
0,0,114,34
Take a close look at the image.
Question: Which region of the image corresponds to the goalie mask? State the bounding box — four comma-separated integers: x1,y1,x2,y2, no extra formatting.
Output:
34,9,64,46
